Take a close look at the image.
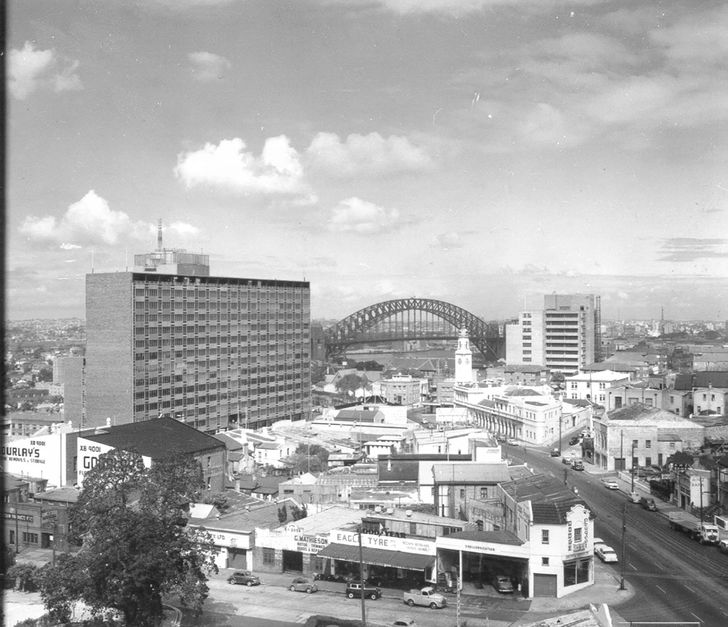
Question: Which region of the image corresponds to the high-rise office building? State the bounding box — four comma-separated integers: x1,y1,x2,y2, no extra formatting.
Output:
83,242,310,432
505,294,601,375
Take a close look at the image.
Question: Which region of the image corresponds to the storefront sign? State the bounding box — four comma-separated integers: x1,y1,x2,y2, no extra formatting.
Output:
256,527,330,553
199,528,251,550
332,530,435,555
294,534,329,554
4,512,34,523
437,534,531,558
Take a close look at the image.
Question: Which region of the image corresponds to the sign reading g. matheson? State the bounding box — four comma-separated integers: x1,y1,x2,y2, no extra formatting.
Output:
1,432,67,486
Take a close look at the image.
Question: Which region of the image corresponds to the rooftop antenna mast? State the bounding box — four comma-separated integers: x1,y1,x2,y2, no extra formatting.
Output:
157,218,163,251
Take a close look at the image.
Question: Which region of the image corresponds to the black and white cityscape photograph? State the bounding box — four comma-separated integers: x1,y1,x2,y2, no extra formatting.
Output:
4,1,728,626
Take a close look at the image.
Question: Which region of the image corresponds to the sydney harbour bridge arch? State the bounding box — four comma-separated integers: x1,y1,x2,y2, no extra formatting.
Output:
324,298,504,361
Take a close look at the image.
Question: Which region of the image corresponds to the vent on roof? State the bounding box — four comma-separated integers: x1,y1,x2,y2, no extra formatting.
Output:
386,507,394,515
405,509,413,517
374,505,382,513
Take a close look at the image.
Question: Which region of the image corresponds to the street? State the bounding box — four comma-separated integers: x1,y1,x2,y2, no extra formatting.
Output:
506,440,728,626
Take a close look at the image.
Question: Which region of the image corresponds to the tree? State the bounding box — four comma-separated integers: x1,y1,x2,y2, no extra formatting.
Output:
278,503,288,523
40,449,218,626
335,373,370,396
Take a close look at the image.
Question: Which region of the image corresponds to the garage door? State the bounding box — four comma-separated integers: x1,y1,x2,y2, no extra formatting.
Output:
533,574,557,597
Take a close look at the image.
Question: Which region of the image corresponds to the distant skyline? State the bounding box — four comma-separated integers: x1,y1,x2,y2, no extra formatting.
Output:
7,0,728,323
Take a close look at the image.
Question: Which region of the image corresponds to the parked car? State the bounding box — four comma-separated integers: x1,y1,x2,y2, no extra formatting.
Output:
393,618,416,627
593,537,606,552
562,457,573,465
227,570,261,586
550,448,561,457
572,460,584,471
595,545,619,563
289,577,318,593
602,478,619,490
640,497,657,511
569,436,580,446
506,438,519,445
346,581,381,600
719,539,728,554
492,575,515,593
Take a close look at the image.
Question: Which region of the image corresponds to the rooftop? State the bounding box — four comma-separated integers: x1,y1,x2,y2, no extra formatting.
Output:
82,417,225,458
432,462,511,484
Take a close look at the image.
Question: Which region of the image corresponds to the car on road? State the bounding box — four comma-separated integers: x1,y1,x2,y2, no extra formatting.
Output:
572,460,584,471
593,537,606,552
602,478,619,490
393,618,416,627
595,545,619,563
227,570,260,586
550,448,561,457
562,456,573,465
569,436,581,446
492,575,515,593
719,539,728,554
506,438,519,445
289,577,318,593
640,497,657,511
346,581,381,600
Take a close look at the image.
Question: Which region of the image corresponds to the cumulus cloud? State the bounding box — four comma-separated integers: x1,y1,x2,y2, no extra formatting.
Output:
188,51,232,81
175,136,314,200
8,42,83,100
328,197,401,234
306,132,433,177
19,191,199,248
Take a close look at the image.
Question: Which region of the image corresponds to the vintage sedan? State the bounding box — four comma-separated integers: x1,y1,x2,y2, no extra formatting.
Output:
227,570,261,586
289,577,318,593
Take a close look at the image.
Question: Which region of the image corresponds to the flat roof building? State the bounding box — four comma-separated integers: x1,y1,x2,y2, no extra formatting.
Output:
84,256,310,431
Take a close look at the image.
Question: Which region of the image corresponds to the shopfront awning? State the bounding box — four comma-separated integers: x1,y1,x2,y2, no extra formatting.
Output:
317,543,434,571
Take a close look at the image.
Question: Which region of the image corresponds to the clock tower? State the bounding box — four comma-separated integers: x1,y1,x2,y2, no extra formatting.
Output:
455,327,474,384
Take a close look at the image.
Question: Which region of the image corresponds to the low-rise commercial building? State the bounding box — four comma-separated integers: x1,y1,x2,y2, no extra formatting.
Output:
592,404,704,471
564,370,631,404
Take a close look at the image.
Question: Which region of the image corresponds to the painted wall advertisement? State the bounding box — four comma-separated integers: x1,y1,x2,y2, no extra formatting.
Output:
1,432,66,486
255,526,331,554
76,437,152,486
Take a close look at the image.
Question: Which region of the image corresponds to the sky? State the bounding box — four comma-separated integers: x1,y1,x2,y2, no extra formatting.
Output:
7,0,728,323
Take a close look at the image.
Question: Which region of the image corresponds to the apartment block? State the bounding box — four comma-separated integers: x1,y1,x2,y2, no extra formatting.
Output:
85,271,310,432
506,294,601,375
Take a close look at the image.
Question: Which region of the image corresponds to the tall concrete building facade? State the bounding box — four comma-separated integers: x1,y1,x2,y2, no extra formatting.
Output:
84,271,311,432
506,294,601,375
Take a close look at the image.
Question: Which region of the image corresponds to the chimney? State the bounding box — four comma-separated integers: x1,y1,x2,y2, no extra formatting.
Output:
157,218,163,251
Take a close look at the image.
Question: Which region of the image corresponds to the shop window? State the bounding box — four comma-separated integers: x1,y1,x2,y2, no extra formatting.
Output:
563,558,590,586
23,532,39,544
541,530,549,544
263,548,275,565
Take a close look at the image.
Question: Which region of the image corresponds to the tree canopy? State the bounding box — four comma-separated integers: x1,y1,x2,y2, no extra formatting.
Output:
40,448,218,626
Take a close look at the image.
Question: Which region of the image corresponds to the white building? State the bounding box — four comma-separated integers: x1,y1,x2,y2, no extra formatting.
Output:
506,294,602,375
564,370,631,404
454,384,583,446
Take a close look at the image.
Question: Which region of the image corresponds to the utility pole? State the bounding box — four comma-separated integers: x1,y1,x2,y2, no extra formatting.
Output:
699,476,704,522
620,430,624,471
619,502,627,590
630,440,636,494
358,526,367,627
456,549,462,627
